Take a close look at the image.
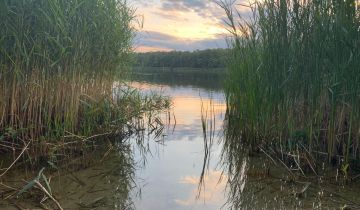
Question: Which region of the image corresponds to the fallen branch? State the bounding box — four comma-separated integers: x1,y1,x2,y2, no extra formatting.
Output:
259,146,278,166
34,180,63,210
57,131,113,148
0,140,31,177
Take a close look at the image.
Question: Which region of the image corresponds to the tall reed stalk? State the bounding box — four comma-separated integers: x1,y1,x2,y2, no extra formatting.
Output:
0,0,137,155
221,0,360,166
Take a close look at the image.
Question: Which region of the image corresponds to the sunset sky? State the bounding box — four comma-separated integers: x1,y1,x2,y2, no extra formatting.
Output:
130,0,231,52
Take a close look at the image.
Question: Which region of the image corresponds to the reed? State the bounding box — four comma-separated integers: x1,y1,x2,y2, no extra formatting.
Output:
221,0,360,168
0,0,170,163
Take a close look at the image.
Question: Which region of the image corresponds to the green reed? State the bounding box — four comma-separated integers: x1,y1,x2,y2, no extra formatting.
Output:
0,0,171,163
0,0,134,137
222,0,360,166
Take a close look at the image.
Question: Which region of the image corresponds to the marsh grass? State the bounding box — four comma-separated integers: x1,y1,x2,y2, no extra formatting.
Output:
220,0,360,172
0,101,170,209
0,0,171,170
0,1,171,207
0,0,134,138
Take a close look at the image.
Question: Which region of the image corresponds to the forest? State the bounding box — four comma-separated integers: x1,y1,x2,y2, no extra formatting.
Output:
135,48,228,69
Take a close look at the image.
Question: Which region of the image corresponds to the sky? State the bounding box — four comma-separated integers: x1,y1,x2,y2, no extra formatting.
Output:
130,0,230,52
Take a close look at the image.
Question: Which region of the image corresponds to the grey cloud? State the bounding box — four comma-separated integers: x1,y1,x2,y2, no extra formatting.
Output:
152,11,189,21
133,0,252,32
157,0,233,26
161,0,207,10
135,31,228,51
162,2,190,11
131,0,155,7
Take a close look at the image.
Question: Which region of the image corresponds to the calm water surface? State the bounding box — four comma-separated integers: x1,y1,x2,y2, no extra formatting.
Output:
129,75,360,210
3,74,360,210
129,79,227,210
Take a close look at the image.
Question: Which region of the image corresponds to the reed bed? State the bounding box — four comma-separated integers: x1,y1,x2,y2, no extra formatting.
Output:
221,0,360,171
0,0,170,168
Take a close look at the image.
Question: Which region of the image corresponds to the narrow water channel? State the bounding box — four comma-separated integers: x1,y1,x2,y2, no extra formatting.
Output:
129,79,226,210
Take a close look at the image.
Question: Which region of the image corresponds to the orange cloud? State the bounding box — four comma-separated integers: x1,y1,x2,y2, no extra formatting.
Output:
132,0,229,51
135,45,172,52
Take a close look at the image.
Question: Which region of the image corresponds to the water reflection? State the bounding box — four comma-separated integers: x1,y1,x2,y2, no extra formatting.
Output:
50,74,360,210
176,170,226,207
129,79,227,210
7,72,359,209
141,72,360,210
132,72,223,91
219,113,360,210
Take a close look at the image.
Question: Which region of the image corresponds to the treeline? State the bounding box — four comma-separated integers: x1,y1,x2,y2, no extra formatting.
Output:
135,48,228,69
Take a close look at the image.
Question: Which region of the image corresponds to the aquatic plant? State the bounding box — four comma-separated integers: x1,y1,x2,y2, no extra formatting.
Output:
0,0,171,169
221,0,360,169
0,0,134,138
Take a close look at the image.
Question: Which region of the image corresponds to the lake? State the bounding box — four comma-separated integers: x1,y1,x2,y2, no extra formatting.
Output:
2,72,360,210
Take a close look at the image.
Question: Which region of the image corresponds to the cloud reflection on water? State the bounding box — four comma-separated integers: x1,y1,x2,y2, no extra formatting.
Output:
176,170,227,207
130,79,227,210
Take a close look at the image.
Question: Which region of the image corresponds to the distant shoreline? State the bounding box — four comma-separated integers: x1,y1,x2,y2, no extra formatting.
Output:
132,66,225,74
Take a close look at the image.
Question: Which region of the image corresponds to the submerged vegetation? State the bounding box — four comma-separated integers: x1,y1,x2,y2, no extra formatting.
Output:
222,0,360,173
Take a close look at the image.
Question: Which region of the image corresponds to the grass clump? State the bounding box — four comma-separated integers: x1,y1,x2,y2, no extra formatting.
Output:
0,0,133,144
221,0,360,169
0,0,170,165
